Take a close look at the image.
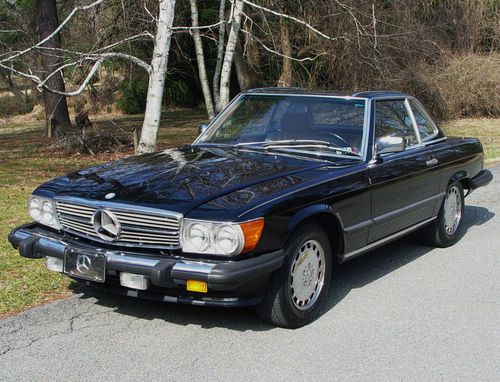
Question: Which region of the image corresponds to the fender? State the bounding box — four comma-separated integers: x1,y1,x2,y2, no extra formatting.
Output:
450,170,469,184
288,203,343,231
285,203,345,252
449,170,473,193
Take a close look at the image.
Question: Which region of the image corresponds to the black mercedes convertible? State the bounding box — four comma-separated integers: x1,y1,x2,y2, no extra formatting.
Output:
8,88,492,328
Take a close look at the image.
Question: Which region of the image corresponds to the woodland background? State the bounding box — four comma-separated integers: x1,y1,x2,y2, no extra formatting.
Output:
0,0,498,147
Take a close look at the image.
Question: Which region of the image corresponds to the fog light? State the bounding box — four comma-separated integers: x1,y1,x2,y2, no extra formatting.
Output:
120,273,150,290
186,280,208,293
45,256,63,272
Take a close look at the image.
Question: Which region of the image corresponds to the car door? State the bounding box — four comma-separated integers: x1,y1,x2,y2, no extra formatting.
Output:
368,98,440,243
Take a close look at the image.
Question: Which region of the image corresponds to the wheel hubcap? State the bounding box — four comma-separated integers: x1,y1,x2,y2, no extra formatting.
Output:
443,186,462,235
289,239,326,311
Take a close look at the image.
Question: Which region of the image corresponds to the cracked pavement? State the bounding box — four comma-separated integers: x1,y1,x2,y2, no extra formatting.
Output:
1,165,499,381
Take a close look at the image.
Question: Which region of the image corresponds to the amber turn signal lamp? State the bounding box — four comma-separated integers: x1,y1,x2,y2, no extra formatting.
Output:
240,218,265,253
186,280,208,293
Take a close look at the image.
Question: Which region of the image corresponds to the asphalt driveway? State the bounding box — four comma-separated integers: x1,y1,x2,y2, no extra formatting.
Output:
1,165,498,381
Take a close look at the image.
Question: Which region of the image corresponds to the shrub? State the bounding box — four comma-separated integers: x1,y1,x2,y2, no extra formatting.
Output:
0,95,33,117
433,54,500,118
410,54,500,120
117,78,148,114
164,76,197,107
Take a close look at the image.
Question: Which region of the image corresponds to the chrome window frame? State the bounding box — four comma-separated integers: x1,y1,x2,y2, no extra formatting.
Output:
407,98,440,142
193,93,371,162
404,98,423,146
371,97,425,160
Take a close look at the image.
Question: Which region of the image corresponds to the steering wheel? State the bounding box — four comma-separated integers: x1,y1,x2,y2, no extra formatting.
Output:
314,132,351,148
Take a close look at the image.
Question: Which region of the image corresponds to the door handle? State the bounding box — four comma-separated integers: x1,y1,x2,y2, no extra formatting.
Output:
426,158,438,166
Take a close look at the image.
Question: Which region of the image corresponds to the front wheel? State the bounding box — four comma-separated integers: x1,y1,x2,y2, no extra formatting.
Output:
256,223,332,328
422,181,465,247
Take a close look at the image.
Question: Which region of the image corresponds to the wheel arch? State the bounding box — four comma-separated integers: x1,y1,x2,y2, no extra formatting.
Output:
286,204,344,259
449,171,471,192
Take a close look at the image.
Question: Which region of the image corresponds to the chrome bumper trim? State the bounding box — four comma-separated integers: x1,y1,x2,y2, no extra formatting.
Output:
106,253,161,268
171,261,216,276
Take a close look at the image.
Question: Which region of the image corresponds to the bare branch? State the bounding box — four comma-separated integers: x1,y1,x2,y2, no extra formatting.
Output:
41,59,104,96
0,0,103,64
238,0,340,42
171,20,226,31
241,29,327,63
144,3,157,22
2,49,151,98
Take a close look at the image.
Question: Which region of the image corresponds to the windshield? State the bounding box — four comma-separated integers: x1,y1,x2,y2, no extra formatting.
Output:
196,94,367,157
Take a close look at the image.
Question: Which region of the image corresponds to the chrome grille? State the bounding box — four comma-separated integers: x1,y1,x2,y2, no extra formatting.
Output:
55,200,181,248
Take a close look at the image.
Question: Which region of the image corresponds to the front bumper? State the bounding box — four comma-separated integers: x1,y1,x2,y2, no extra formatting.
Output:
8,223,285,307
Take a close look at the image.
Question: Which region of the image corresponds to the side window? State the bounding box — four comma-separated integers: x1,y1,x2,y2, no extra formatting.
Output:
409,99,438,141
375,100,418,147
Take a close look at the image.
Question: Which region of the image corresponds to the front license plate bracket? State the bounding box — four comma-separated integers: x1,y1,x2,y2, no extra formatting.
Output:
64,249,106,283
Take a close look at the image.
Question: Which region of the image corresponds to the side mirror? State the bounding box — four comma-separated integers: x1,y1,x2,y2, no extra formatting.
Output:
198,123,209,136
375,136,406,156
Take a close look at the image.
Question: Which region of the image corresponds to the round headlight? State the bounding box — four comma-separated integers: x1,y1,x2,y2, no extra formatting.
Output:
185,223,211,252
28,197,42,221
41,200,55,225
215,225,240,254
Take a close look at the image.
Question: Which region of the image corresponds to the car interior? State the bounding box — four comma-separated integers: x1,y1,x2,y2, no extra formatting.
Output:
237,98,365,153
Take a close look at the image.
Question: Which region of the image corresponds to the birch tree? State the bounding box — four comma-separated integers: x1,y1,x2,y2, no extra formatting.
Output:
213,0,226,111
137,0,176,154
189,0,215,120
218,0,244,111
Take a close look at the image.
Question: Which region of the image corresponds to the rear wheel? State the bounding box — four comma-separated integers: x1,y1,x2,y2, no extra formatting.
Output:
256,223,332,328
422,181,465,247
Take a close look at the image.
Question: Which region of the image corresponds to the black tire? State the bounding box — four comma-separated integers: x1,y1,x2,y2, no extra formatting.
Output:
421,181,465,248
256,222,333,328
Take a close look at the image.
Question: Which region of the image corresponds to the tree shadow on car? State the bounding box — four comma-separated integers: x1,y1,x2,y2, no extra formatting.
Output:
74,205,493,330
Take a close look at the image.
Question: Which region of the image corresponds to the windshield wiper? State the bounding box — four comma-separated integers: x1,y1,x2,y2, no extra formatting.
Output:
236,139,329,147
235,139,362,159
265,141,362,158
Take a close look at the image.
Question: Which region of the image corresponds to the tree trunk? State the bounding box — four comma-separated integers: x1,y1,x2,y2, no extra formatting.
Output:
213,0,226,111
277,19,293,87
137,0,176,154
36,0,72,136
0,70,25,101
233,37,261,91
189,0,215,120
218,0,244,111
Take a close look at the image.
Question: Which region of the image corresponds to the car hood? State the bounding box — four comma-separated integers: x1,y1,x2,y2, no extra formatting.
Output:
35,146,331,215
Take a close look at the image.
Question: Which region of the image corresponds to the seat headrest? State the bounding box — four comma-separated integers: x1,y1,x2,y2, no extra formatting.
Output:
280,112,310,134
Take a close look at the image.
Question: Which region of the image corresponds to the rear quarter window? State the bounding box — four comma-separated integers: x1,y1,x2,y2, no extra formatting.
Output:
409,99,439,141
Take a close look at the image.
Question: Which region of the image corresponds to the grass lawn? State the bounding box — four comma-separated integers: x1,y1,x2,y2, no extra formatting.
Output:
0,111,498,317
441,117,500,162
